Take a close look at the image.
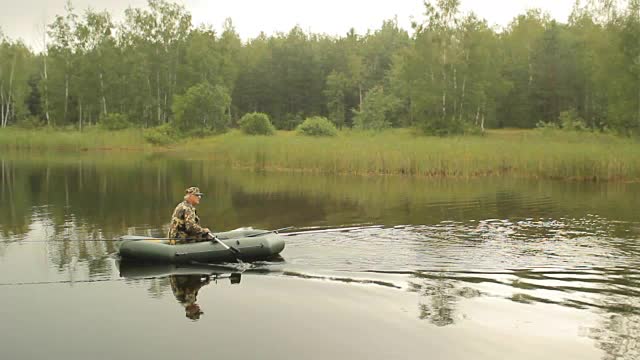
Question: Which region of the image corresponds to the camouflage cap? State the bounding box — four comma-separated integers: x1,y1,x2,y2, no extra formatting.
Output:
185,187,204,196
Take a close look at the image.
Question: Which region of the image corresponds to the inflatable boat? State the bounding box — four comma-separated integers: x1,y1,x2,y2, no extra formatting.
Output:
118,228,285,264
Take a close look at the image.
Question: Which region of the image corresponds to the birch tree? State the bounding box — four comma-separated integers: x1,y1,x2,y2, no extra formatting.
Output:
47,1,78,125
0,39,32,127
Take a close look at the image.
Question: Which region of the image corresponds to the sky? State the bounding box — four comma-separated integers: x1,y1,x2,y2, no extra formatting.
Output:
0,0,576,51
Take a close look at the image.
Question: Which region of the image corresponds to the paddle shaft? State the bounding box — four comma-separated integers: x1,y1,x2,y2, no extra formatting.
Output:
208,233,236,252
246,226,295,237
207,232,244,263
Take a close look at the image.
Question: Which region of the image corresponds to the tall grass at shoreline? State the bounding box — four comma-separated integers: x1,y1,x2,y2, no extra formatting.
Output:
0,127,149,151
180,129,640,181
2,127,639,181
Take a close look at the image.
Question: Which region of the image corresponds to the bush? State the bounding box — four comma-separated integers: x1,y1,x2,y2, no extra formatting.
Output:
536,120,560,130
419,117,465,136
143,123,179,145
559,109,588,131
184,128,217,138
238,112,275,135
462,122,484,136
297,116,338,137
100,113,131,130
536,109,589,133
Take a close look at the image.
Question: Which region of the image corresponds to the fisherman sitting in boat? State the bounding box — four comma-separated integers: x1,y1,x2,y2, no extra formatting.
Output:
167,186,212,244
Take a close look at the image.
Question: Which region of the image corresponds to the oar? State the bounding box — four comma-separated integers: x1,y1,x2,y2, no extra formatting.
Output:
207,232,244,263
246,226,295,237
0,237,182,243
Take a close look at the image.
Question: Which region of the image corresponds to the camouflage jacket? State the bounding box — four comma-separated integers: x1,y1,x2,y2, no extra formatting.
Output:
167,201,208,243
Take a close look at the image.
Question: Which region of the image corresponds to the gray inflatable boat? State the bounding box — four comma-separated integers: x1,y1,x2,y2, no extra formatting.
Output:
118,228,285,263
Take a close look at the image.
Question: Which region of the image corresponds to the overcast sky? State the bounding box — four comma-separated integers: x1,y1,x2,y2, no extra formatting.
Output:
0,0,576,51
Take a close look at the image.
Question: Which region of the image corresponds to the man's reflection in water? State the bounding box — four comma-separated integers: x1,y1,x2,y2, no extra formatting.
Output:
169,273,242,320
170,275,209,320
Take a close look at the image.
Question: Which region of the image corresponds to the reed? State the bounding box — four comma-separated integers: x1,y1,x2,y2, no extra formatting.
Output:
2,127,639,181
178,129,640,181
0,127,149,151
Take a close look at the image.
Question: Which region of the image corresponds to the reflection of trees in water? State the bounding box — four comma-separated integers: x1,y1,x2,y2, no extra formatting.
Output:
585,271,640,360
504,268,640,360
409,274,481,327
589,313,639,360
222,171,640,225
0,157,236,269
0,159,30,237
417,281,456,326
2,155,640,243
145,277,170,299
45,225,117,276
3,156,640,238
0,157,341,269
0,157,198,238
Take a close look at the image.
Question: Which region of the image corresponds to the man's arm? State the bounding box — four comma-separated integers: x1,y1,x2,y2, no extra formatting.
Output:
183,207,209,235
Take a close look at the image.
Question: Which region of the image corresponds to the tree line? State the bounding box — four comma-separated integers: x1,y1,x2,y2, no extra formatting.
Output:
1,0,639,135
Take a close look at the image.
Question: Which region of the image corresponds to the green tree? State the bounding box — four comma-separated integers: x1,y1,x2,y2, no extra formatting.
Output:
118,0,192,126
183,26,221,86
0,38,34,127
497,10,547,128
394,0,469,135
3,0,640,136
74,9,116,129
353,86,397,130
361,19,410,92
324,71,348,128
567,8,607,129
47,1,78,126
610,1,640,134
232,33,273,117
172,82,231,132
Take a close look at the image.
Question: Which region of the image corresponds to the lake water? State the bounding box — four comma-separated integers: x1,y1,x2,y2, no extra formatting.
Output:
1,153,639,360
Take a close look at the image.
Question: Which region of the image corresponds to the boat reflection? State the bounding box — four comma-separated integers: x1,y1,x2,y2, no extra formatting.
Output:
118,260,243,321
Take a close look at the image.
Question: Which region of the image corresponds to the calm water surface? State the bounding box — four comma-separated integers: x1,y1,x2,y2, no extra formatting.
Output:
0,153,639,360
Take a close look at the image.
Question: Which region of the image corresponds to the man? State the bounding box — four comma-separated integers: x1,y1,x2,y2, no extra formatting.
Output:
167,186,212,244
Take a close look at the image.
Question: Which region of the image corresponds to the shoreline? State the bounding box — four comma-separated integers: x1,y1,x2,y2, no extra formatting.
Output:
1,127,639,182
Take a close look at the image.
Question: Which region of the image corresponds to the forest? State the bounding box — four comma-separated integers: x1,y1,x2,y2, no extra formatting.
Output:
0,0,639,136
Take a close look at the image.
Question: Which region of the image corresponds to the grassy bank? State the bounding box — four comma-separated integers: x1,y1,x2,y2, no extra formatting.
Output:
179,129,640,181
0,127,150,151
1,127,639,181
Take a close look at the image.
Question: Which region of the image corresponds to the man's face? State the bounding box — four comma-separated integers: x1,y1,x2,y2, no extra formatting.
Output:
187,194,200,205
